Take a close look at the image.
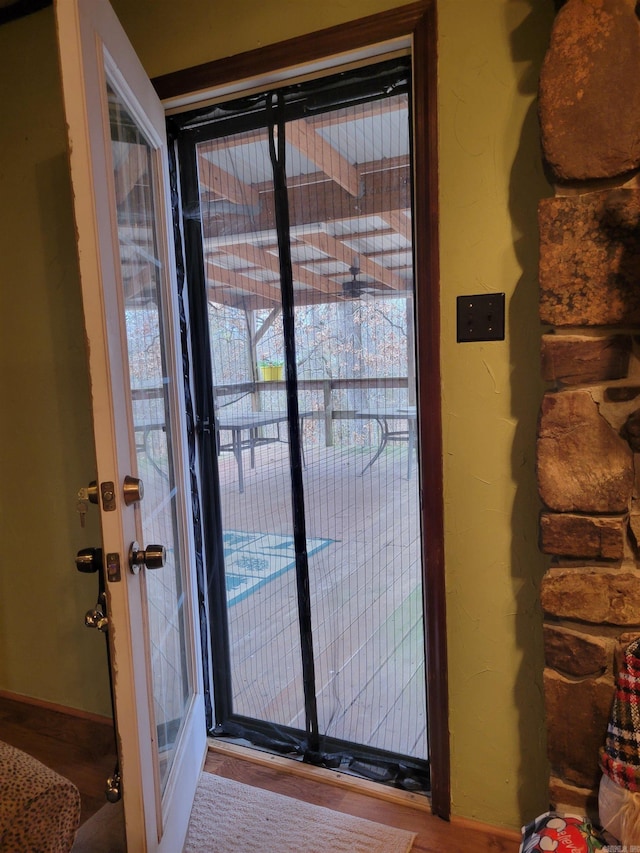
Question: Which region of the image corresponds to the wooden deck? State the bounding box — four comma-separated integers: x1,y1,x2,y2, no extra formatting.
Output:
214,426,427,762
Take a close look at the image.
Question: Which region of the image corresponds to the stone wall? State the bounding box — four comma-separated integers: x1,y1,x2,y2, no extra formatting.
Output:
537,0,640,813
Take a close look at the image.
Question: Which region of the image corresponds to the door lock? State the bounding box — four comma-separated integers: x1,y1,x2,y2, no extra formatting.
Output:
123,475,144,506
129,541,166,574
75,547,103,574
83,481,99,505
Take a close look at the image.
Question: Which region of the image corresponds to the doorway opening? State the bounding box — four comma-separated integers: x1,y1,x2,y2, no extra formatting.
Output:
168,49,437,797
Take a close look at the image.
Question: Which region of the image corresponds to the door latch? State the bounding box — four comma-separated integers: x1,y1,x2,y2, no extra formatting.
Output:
129,541,166,574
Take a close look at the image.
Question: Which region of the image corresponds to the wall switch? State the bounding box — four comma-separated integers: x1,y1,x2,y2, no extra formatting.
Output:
456,293,505,342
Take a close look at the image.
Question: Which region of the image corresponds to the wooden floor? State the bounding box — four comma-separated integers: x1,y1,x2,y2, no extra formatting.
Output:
205,743,521,853
0,693,520,852
214,432,427,760
0,693,117,825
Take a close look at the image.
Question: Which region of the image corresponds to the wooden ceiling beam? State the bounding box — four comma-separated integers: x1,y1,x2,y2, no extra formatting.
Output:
304,95,408,128
286,118,360,197
225,241,342,296
381,209,412,243
203,165,411,238
206,283,341,310
205,259,281,303
206,288,267,311
298,230,406,290
198,152,259,206
195,96,407,153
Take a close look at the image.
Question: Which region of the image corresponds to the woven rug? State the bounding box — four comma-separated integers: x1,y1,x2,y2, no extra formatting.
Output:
184,772,416,853
223,530,332,605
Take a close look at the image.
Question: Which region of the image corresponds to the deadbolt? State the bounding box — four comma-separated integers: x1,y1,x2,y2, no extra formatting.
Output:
75,547,103,574
86,481,99,505
123,475,144,506
129,541,166,574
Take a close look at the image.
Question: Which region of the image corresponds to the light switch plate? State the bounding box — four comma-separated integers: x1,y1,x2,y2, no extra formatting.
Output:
456,293,505,342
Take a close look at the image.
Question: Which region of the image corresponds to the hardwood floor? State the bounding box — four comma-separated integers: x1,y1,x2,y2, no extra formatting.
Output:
0,693,520,851
204,742,522,853
0,692,117,825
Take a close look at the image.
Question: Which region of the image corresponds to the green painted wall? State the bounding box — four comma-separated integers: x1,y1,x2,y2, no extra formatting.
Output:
0,0,554,830
436,0,553,826
0,9,111,717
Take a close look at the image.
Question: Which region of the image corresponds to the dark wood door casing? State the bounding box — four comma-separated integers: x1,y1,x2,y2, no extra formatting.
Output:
152,0,448,821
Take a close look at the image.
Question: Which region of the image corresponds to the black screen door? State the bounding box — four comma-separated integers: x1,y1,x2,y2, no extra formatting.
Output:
173,57,430,792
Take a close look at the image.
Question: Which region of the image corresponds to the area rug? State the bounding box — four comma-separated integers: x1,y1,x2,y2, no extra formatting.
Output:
184,772,416,853
223,530,332,606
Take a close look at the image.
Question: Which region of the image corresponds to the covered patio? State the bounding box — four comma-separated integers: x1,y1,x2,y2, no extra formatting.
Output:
212,412,426,762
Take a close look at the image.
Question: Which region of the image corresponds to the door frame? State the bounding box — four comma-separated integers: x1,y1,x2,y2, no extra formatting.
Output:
153,0,449,819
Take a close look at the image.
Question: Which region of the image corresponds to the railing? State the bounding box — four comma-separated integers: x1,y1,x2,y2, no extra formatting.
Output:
213,376,411,447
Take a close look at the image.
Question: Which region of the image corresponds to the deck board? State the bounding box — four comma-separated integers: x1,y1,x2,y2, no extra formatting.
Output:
215,436,427,761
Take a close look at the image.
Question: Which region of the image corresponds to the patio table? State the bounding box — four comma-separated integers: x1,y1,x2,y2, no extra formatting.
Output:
355,407,417,479
217,410,311,493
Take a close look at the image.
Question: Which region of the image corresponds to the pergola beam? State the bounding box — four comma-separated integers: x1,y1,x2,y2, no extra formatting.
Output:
198,152,259,206
226,241,342,296
205,259,281,304
287,119,360,198
298,230,406,291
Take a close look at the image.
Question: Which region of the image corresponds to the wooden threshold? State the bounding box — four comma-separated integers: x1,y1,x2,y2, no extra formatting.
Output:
208,738,432,812
204,740,521,853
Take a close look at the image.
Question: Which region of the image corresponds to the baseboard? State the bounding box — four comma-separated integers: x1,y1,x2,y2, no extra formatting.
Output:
0,689,115,753
449,814,521,844
0,689,112,726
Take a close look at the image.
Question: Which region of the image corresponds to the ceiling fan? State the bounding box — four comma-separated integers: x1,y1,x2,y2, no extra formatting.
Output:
341,257,380,300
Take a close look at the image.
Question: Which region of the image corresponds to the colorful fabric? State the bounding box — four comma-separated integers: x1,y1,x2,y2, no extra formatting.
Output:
600,638,640,793
519,812,607,852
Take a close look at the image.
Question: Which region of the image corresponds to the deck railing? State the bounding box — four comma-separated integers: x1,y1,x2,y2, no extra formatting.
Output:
213,376,411,447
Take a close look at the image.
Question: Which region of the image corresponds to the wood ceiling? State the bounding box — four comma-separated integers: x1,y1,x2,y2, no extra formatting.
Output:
113,95,414,311
195,94,414,310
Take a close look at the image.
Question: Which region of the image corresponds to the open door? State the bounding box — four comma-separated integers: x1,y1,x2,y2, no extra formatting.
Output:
55,0,207,850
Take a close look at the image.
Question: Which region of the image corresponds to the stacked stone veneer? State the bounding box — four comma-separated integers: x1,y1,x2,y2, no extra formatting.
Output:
537,0,640,813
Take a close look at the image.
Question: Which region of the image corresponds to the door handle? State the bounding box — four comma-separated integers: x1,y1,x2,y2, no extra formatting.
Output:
129,541,166,574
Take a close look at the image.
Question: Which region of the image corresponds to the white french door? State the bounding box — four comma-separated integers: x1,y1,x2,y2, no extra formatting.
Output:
55,0,206,850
